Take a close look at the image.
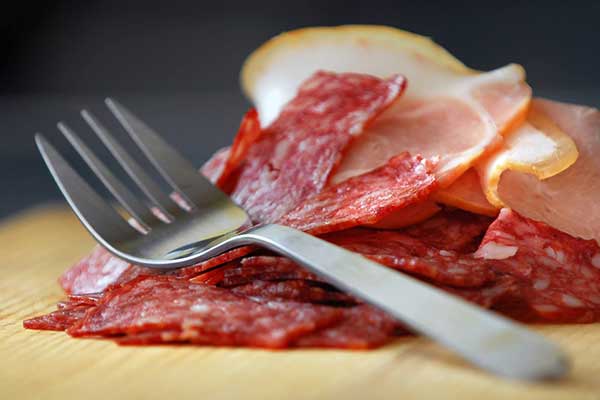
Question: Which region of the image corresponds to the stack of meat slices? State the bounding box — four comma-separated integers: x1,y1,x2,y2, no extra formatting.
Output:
25,26,600,349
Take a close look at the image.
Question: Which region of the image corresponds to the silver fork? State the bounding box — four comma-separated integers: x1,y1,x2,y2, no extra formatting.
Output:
35,98,568,381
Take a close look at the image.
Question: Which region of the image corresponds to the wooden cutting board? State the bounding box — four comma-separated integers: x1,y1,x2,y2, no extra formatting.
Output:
2,205,600,400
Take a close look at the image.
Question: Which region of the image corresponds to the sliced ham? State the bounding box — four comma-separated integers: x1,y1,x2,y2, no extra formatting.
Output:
331,65,529,187
434,100,580,218
496,99,600,243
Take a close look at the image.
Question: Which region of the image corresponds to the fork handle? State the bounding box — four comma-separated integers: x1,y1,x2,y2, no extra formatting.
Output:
238,224,567,381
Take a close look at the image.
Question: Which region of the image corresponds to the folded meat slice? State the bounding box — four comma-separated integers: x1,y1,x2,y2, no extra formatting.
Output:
331,65,529,187
433,99,580,217
433,169,499,217
241,25,531,191
279,153,437,235
231,70,406,223
495,99,600,243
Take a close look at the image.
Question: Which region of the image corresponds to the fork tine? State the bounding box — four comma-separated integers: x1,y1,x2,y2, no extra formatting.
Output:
57,122,155,230
81,109,176,221
105,97,214,209
35,133,139,245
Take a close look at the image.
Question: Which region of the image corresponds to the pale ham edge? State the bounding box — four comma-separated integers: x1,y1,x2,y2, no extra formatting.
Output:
478,107,579,207
433,169,499,217
437,104,579,216
496,99,600,244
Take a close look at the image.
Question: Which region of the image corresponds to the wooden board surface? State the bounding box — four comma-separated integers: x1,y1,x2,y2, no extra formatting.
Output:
2,205,600,399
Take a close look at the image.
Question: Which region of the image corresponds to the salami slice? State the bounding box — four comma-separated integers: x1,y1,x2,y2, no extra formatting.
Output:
476,208,600,322
215,109,262,189
230,280,356,305
279,153,437,235
59,246,131,295
293,305,400,349
67,276,346,348
199,146,231,184
24,303,94,331
60,245,254,295
324,228,498,288
231,71,406,223
403,209,494,253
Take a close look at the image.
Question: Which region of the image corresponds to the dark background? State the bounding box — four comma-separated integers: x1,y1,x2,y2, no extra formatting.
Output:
1,0,598,218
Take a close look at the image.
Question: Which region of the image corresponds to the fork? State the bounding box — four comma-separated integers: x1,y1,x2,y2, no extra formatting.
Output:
35,98,568,380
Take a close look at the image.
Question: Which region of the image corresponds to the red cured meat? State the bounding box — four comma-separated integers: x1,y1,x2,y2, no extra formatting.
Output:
59,246,131,295
190,256,316,286
279,153,437,235
67,276,345,348
443,276,521,309
230,280,356,305
218,256,322,287
293,305,400,349
324,228,498,288
403,209,494,253
199,146,231,184
476,209,600,322
231,71,406,223
60,244,254,295
216,109,262,189
24,303,94,331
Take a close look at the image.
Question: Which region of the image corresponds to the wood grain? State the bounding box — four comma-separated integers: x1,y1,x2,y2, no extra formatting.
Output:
1,205,600,399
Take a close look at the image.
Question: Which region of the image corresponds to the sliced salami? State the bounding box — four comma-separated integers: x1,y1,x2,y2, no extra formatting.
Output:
279,153,437,235
477,208,600,322
67,276,346,348
231,71,406,223
403,209,494,253
24,303,94,331
293,305,400,349
215,108,262,189
199,146,231,184
324,228,498,288
230,280,356,305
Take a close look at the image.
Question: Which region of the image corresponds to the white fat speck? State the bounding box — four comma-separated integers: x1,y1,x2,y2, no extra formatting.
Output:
544,246,557,259
439,250,453,257
533,304,560,313
409,259,417,266
475,242,518,260
533,279,550,290
555,250,566,264
592,253,600,269
562,294,584,308
494,231,516,241
190,303,210,313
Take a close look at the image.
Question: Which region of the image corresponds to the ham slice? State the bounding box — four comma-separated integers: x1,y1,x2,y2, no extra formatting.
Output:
331,66,529,187
495,99,600,243
434,99,580,217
